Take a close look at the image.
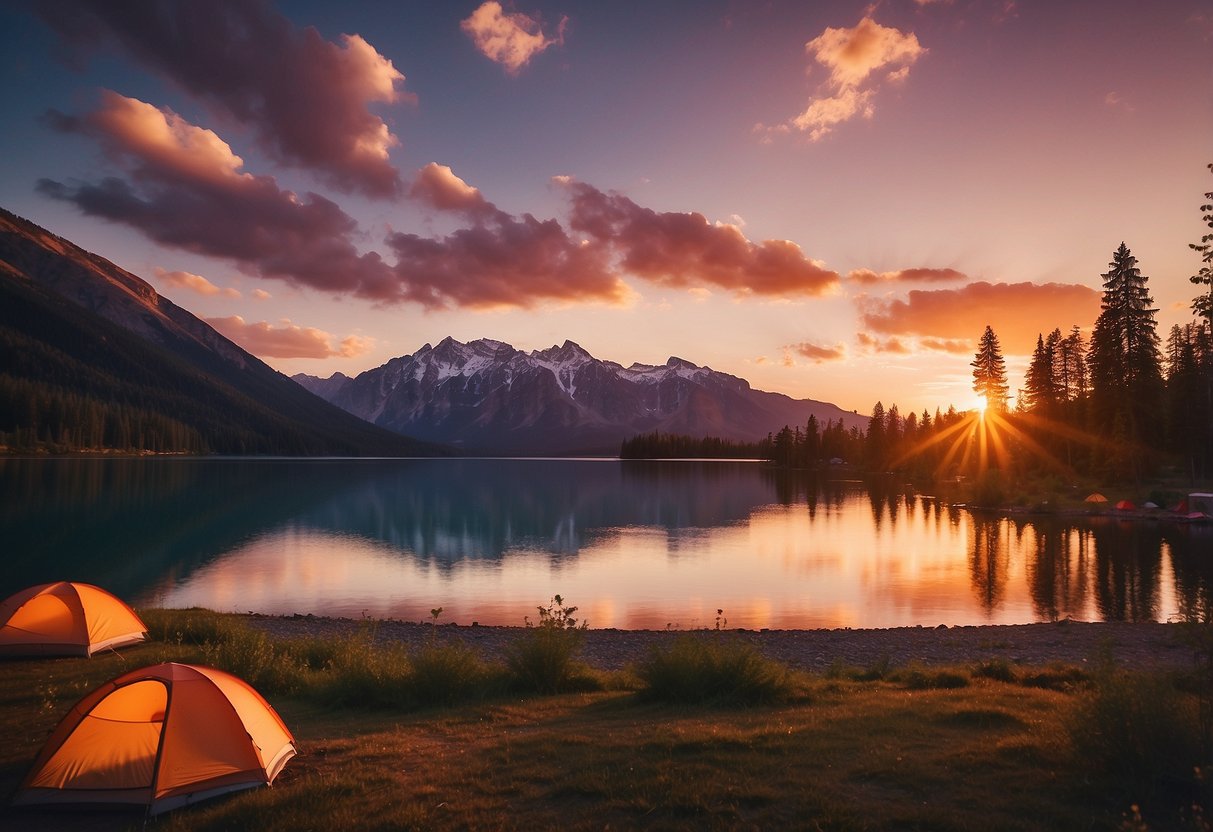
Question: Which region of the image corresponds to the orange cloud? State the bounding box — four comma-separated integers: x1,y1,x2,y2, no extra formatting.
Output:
775,16,925,142
38,1,408,197
858,281,1101,354
857,332,911,354
919,337,973,353
847,267,967,285
252,288,272,301
410,163,495,217
153,266,240,298
205,316,373,359
563,180,840,297
787,341,847,362
461,1,567,74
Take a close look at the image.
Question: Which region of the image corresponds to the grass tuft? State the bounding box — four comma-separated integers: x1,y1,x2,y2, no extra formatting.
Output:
972,657,1019,683
635,635,792,705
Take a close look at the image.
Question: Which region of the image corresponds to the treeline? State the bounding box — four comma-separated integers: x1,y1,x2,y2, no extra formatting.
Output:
619,431,764,459
764,238,1213,484
0,375,207,454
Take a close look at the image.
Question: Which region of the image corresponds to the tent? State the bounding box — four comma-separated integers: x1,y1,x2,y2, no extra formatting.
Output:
13,663,295,816
1084,493,1108,503
1115,500,1136,511
0,582,147,657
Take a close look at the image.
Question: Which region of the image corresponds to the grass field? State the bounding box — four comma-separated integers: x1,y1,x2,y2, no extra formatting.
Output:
0,610,1209,831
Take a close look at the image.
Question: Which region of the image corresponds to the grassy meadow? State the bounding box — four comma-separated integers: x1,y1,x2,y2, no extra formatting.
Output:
0,609,1210,831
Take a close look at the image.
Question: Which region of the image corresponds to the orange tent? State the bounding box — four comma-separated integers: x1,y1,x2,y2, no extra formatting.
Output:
13,663,296,816
0,582,147,657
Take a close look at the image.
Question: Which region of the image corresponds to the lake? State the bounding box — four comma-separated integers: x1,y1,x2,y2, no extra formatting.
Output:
2,457,1209,630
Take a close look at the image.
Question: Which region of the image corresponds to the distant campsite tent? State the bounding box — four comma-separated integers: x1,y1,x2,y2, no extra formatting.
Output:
0,582,147,657
1115,500,1136,511
1084,493,1108,503
13,663,295,816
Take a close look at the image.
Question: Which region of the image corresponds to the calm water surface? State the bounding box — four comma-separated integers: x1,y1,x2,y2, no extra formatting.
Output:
2,458,1209,629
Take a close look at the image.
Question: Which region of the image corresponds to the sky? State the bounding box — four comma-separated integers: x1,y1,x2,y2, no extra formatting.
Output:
1,0,1210,416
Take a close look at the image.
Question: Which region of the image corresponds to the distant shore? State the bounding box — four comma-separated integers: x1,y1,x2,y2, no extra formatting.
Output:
243,613,1193,672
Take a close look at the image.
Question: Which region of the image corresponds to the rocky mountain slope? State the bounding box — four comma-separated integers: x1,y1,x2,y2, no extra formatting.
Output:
0,208,438,456
295,337,866,454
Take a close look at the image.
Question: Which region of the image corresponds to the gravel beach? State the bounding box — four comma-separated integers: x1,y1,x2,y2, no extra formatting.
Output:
244,615,1194,673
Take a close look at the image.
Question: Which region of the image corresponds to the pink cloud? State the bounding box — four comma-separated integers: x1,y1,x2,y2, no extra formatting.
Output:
858,281,1101,354
773,15,924,142
252,288,272,300
461,1,567,74
410,163,496,217
38,0,409,197
386,215,625,310
787,341,847,362
205,315,373,359
563,180,840,297
40,92,398,299
153,266,240,298
847,267,967,285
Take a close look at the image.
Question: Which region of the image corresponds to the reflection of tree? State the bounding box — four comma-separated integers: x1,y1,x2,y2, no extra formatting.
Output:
968,515,1009,612
1091,519,1162,622
1027,525,1093,621
1164,524,1213,620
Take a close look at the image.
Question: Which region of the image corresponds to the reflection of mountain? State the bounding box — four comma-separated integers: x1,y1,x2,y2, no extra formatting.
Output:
0,458,391,601
289,460,778,561
0,459,782,599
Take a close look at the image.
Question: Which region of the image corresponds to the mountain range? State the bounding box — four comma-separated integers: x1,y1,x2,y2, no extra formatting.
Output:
295,338,866,455
0,208,436,456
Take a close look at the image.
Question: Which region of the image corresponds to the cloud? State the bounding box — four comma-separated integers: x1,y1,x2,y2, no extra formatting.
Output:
153,266,240,298
919,337,972,353
37,0,409,197
562,179,840,297
251,288,272,300
847,267,967,285
858,281,1101,354
386,215,626,310
461,1,567,74
410,162,496,217
856,332,911,354
786,341,847,362
772,15,924,142
40,92,398,300
205,315,373,359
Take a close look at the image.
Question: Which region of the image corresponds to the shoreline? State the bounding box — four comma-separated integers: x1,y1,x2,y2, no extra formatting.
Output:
240,613,1194,673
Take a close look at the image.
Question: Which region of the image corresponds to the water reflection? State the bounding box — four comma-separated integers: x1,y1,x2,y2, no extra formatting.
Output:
2,458,1209,628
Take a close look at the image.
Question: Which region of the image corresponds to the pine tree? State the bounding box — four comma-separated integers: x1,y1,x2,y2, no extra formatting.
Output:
1022,332,1058,415
1191,163,1213,328
971,325,1009,412
1087,242,1164,477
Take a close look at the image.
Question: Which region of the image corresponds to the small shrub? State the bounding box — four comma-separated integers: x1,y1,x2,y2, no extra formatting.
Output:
318,637,413,709
853,653,894,682
199,629,305,695
408,643,493,707
1069,666,1199,786
1021,664,1090,691
973,658,1019,683
636,635,791,705
505,595,590,694
141,608,249,646
898,664,970,690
